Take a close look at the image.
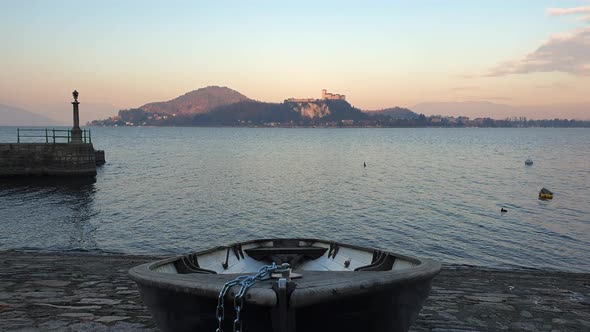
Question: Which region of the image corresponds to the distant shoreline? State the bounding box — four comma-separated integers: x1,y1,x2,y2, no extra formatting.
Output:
85,124,590,129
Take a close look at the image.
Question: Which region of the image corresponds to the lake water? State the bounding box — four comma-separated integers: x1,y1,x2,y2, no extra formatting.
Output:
1,127,589,272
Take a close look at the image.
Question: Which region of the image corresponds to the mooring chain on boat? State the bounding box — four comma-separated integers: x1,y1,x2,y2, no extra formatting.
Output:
216,262,290,332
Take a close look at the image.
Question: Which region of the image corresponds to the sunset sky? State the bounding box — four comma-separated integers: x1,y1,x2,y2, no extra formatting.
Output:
1,0,589,119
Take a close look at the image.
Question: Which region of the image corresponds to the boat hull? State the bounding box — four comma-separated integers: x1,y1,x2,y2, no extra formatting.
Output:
137,277,434,332
129,239,440,332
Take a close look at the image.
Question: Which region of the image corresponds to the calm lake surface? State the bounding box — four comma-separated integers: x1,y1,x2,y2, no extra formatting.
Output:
1,127,589,272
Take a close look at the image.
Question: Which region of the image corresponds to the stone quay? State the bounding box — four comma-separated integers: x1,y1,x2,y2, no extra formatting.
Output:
0,143,98,177
0,250,588,331
0,90,104,177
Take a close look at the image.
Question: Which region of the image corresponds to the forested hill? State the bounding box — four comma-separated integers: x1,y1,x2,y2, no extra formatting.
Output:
139,86,251,115
88,87,590,127
91,98,374,126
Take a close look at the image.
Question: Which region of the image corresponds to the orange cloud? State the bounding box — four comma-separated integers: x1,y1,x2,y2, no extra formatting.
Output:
547,6,590,21
547,6,590,17
486,28,590,76
487,2,590,77
547,2,590,21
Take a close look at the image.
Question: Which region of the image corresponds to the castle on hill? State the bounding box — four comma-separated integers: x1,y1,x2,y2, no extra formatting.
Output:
286,89,346,103
321,89,345,101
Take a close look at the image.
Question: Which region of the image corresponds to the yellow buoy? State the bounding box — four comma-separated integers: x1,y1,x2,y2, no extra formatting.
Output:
539,187,553,200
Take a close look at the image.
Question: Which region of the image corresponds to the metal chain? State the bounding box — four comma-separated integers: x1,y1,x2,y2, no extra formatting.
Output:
216,277,246,332
216,262,290,332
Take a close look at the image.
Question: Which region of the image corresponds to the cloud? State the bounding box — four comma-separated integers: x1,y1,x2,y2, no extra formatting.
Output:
535,82,571,89
547,6,590,17
449,86,480,92
470,96,513,101
484,2,590,77
486,28,590,76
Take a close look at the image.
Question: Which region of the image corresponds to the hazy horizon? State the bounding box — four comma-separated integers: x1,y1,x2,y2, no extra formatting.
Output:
1,1,589,120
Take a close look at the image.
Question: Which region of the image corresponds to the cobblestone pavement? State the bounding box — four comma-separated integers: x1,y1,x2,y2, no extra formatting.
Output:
412,266,590,332
0,251,588,331
0,251,157,332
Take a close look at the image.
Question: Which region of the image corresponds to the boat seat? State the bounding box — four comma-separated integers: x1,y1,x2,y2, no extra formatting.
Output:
174,255,217,274
354,253,396,271
245,246,327,260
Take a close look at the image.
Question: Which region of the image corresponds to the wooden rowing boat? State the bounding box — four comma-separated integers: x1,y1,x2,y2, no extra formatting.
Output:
129,238,441,332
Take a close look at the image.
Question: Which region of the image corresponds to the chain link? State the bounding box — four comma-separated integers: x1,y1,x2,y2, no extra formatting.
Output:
216,262,290,332
216,277,245,332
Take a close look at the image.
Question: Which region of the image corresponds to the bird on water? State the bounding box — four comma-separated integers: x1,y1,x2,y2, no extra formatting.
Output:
364,162,367,168
500,208,507,213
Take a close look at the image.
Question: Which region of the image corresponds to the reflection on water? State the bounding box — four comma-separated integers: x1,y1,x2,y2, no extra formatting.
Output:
0,177,99,251
0,176,96,191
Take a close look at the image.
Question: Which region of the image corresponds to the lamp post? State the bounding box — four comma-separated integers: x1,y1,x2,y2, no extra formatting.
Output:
71,90,83,143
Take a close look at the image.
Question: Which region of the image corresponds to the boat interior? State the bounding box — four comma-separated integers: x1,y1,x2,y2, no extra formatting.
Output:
153,239,418,275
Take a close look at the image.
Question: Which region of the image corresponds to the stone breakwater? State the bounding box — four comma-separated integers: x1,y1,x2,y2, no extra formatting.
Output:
0,251,588,332
0,143,97,176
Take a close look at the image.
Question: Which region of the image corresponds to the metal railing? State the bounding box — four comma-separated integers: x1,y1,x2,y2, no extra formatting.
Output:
17,128,92,144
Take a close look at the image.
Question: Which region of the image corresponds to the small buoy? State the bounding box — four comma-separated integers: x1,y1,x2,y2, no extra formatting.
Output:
525,158,533,166
539,187,553,200
500,208,507,213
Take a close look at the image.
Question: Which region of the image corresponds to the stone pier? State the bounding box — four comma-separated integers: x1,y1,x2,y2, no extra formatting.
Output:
0,143,97,176
0,251,588,331
0,90,104,177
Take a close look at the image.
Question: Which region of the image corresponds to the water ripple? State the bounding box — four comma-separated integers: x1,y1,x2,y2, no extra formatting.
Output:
0,127,589,272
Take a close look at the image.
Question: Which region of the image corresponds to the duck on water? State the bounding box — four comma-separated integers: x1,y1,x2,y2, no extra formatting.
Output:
129,238,441,332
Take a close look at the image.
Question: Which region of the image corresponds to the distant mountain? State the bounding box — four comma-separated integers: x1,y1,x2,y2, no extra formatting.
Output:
516,103,590,121
91,86,413,126
140,86,251,115
0,104,61,126
367,107,418,119
286,99,368,121
29,102,118,125
174,99,366,125
192,101,299,125
413,101,516,119
91,96,371,126
413,101,590,120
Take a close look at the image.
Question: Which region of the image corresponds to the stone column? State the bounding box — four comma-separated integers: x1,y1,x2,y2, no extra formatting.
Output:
71,90,83,143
